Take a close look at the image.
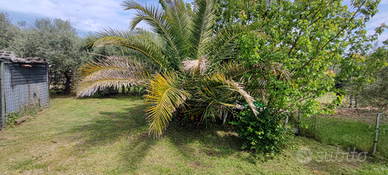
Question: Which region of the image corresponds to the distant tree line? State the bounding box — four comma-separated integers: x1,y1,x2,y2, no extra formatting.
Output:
0,12,133,94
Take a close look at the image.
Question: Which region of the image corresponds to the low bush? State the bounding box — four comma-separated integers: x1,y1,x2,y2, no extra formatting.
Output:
6,111,19,127
230,104,289,155
6,104,39,127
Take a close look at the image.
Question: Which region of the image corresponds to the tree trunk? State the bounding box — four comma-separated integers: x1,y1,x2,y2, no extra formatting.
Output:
349,95,353,108
64,71,72,95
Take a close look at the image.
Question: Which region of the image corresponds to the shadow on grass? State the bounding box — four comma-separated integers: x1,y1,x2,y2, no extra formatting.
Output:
63,102,158,171
76,94,144,101
161,120,262,165
63,100,266,173
50,91,144,100
49,93,73,99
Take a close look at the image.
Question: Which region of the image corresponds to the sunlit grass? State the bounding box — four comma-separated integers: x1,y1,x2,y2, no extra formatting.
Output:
300,115,388,159
0,94,386,174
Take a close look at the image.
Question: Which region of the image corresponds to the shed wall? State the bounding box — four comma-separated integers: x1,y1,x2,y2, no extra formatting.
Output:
2,63,49,126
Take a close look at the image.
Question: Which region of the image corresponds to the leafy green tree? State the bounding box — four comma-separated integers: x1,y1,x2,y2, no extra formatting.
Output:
11,18,89,94
75,0,263,137
0,12,21,50
216,0,388,117
358,47,388,107
214,0,260,32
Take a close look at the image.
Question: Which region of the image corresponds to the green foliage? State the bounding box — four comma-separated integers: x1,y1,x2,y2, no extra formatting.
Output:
358,48,388,107
76,0,260,137
222,0,388,117
6,112,19,127
4,17,90,94
214,0,260,32
0,12,21,50
230,104,288,154
5,104,39,127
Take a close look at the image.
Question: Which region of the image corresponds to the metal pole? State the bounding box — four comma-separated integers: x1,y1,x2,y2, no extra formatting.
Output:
1,62,5,129
373,113,381,154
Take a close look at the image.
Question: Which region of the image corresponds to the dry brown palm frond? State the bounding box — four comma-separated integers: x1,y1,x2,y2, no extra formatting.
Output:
220,62,251,79
197,73,259,116
182,55,209,75
223,77,259,116
74,56,149,97
217,62,267,102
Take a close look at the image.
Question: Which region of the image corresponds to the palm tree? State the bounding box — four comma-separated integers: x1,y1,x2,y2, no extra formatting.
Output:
75,0,264,137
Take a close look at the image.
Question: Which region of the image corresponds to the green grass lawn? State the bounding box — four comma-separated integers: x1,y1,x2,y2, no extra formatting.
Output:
0,95,387,174
300,116,388,159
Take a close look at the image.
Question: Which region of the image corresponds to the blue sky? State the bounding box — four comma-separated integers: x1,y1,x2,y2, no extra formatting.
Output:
1,0,387,44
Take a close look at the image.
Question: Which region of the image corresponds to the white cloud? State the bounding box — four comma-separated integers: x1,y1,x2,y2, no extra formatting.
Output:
0,0,151,34
1,0,387,45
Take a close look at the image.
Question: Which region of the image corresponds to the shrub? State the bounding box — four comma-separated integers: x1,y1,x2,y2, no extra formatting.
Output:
230,104,289,155
6,111,19,127
6,104,39,127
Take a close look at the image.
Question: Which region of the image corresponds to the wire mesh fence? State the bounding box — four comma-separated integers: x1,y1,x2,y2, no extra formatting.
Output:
286,109,387,158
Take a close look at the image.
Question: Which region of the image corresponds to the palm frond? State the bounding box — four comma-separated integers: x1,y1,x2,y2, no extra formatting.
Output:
121,0,182,65
76,0,266,137
209,24,264,63
218,62,267,101
163,0,193,59
144,72,191,137
219,62,251,79
74,56,149,97
196,73,258,116
94,28,168,69
190,0,216,59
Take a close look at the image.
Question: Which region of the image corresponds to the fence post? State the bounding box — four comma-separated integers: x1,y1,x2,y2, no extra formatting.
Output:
298,108,301,130
373,113,381,154
285,115,289,129
1,62,4,129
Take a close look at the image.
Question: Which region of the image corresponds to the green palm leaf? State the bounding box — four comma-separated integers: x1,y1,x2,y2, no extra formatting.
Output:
144,72,191,137
121,0,182,66
190,0,215,59
74,0,266,136
95,28,168,69
162,0,193,59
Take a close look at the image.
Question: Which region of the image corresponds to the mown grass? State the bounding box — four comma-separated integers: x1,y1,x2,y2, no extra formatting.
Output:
300,115,388,159
0,94,387,174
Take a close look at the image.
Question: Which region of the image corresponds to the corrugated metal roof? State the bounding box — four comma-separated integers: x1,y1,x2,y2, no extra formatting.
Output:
0,50,48,64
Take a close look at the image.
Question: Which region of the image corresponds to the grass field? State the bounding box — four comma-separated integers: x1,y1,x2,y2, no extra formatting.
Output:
306,92,388,158
300,115,388,159
0,94,387,174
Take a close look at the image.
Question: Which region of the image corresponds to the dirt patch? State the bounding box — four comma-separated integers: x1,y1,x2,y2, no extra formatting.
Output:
322,107,388,125
188,161,213,171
